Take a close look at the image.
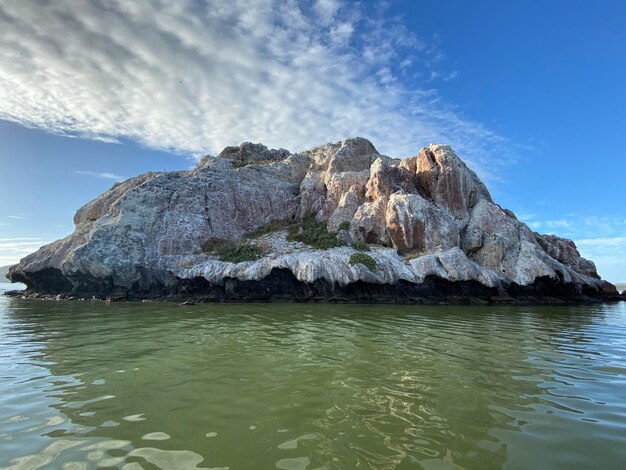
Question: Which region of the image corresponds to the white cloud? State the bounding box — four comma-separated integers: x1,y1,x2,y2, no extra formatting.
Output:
0,0,512,178
7,215,27,220
528,219,573,233
314,0,341,25
576,236,626,250
444,70,458,81
0,258,19,266
0,241,50,250
575,236,626,283
0,239,52,266
545,219,571,229
75,170,124,181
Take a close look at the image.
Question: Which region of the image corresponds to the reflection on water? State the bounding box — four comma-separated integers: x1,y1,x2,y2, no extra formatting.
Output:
1,284,625,469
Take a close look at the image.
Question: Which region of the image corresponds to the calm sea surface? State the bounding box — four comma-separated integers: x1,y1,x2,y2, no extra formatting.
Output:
1,282,625,469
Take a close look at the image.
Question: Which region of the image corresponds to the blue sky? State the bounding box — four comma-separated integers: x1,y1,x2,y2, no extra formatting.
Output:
0,0,624,282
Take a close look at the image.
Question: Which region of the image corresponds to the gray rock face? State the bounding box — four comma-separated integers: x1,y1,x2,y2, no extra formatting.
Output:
8,138,617,302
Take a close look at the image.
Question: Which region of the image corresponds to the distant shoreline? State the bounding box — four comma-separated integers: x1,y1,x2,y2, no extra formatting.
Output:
0,282,26,291
2,264,15,282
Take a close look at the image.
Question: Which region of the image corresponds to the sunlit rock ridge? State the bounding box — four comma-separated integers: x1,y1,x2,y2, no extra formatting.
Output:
9,138,620,303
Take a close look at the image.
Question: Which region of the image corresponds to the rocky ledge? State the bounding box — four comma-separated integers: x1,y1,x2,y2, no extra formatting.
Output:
8,138,623,303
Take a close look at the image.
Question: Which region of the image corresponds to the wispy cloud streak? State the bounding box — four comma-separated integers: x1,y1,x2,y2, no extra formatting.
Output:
577,236,626,248
0,0,513,176
75,170,124,181
0,238,52,266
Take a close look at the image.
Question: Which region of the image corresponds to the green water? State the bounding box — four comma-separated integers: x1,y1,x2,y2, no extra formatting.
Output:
1,284,625,469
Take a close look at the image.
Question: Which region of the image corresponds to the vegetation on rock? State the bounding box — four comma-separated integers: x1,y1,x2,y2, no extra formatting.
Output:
338,221,350,231
201,237,264,262
245,218,296,239
202,211,347,261
232,159,277,169
287,212,345,249
403,250,422,261
200,237,233,253
351,241,370,252
218,244,264,263
349,252,377,272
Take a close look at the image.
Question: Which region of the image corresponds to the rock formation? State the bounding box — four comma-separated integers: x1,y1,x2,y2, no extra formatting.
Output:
8,138,621,303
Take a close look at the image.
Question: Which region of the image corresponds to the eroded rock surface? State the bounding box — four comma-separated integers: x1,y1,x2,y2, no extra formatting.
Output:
8,138,619,303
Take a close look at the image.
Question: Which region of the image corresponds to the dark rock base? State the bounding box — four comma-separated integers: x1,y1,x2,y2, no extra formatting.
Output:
6,267,625,304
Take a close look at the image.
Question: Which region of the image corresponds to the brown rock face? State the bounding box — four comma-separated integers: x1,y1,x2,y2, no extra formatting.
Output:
353,198,390,245
386,193,459,254
416,146,492,216
299,137,376,219
365,158,416,201
353,145,494,254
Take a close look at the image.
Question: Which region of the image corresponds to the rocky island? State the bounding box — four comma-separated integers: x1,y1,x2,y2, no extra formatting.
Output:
7,138,621,303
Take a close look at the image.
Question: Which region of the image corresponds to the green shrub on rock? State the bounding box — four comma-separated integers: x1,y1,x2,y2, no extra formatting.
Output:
338,221,350,231
218,244,264,263
287,212,345,249
201,237,264,262
232,159,277,169
201,237,233,253
245,218,296,239
349,252,377,272
351,241,370,252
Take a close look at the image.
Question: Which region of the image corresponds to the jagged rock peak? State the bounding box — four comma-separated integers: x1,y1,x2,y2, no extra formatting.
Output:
300,137,382,173
416,144,493,212
218,142,291,163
